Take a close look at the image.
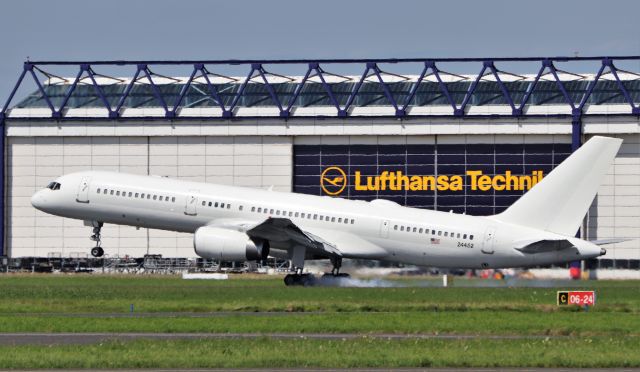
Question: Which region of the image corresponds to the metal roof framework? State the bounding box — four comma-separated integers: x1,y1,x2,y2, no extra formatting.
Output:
3,56,640,123
3,56,640,258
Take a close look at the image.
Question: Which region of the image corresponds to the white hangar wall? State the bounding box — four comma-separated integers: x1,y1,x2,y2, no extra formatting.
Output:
7,136,292,258
3,117,639,262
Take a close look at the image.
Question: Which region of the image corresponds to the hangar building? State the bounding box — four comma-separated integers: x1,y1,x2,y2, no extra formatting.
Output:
1,57,638,269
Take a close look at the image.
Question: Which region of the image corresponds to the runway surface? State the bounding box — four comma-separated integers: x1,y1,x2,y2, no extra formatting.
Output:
0,332,570,345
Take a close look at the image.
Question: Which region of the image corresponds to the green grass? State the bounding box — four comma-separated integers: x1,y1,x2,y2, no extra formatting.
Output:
1,337,639,369
0,274,639,368
0,274,638,313
0,311,638,336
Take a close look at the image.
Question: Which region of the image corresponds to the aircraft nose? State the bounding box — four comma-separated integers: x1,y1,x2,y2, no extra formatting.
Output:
30,190,46,210
600,247,607,256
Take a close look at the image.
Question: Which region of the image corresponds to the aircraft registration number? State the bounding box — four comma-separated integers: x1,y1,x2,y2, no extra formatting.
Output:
457,242,474,248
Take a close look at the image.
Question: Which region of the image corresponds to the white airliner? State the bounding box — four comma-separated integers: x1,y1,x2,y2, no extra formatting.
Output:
31,136,622,285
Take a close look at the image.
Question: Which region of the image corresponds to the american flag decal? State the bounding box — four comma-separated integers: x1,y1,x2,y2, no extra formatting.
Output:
430,238,440,244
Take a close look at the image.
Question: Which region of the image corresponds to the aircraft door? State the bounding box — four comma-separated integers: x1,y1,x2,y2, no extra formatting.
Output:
481,226,496,254
184,191,199,216
380,220,390,238
76,177,91,203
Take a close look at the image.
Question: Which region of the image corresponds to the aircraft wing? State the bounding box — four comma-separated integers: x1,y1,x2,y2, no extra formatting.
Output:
206,217,388,260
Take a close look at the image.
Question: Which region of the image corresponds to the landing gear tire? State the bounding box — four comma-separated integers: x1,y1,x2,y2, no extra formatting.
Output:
89,222,104,258
323,272,350,279
284,273,315,286
91,247,104,258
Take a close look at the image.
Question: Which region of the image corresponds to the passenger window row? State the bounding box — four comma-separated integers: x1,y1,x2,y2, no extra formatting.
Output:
201,200,232,210
249,206,355,225
393,224,474,240
96,188,176,203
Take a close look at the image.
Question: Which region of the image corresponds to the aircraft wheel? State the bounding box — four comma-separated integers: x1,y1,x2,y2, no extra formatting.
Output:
284,274,295,286
91,247,104,258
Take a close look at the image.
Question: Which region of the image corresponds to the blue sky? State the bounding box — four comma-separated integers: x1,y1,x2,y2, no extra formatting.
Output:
2,0,640,105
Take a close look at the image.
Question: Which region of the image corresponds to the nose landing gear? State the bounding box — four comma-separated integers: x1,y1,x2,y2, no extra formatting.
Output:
90,222,104,258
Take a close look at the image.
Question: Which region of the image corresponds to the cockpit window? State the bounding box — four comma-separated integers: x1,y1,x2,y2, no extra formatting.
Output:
46,182,61,190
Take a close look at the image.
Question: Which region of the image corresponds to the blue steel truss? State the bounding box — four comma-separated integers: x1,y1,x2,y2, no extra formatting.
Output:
3,56,640,258
3,56,640,123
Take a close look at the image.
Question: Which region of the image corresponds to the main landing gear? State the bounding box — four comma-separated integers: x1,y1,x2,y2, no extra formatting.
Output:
89,222,104,258
283,257,350,286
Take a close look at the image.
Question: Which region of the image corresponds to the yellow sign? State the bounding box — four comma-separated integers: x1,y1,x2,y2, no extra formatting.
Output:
320,167,544,196
321,166,347,196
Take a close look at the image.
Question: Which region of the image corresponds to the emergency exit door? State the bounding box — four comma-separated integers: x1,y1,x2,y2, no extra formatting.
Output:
482,226,496,254
184,192,199,216
76,177,91,203
380,220,390,238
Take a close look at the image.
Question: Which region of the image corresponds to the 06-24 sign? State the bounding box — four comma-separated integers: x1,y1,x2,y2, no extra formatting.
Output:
557,291,596,306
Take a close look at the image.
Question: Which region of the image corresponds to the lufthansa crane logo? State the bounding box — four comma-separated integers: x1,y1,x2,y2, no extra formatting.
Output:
321,166,347,196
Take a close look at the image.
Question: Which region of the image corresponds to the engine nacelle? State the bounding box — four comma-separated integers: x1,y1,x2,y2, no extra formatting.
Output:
193,226,269,261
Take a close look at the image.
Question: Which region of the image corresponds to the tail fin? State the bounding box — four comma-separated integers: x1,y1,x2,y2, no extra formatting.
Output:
494,136,622,236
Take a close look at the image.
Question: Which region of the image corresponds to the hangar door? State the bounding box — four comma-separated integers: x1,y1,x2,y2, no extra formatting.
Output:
293,141,570,216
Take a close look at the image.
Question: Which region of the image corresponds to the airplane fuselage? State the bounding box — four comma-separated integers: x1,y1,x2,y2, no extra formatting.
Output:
30,170,603,269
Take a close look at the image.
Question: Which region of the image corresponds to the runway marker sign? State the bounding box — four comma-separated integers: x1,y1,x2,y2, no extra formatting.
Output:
557,291,595,306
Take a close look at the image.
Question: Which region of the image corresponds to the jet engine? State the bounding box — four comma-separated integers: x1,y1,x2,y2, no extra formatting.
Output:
193,226,269,261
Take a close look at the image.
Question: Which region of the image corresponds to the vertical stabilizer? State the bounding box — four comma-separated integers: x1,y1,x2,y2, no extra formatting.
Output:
494,136,622,236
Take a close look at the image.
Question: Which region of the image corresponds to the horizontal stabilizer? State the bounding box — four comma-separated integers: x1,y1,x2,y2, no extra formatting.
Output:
590,238,633,246
514,239,574,254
